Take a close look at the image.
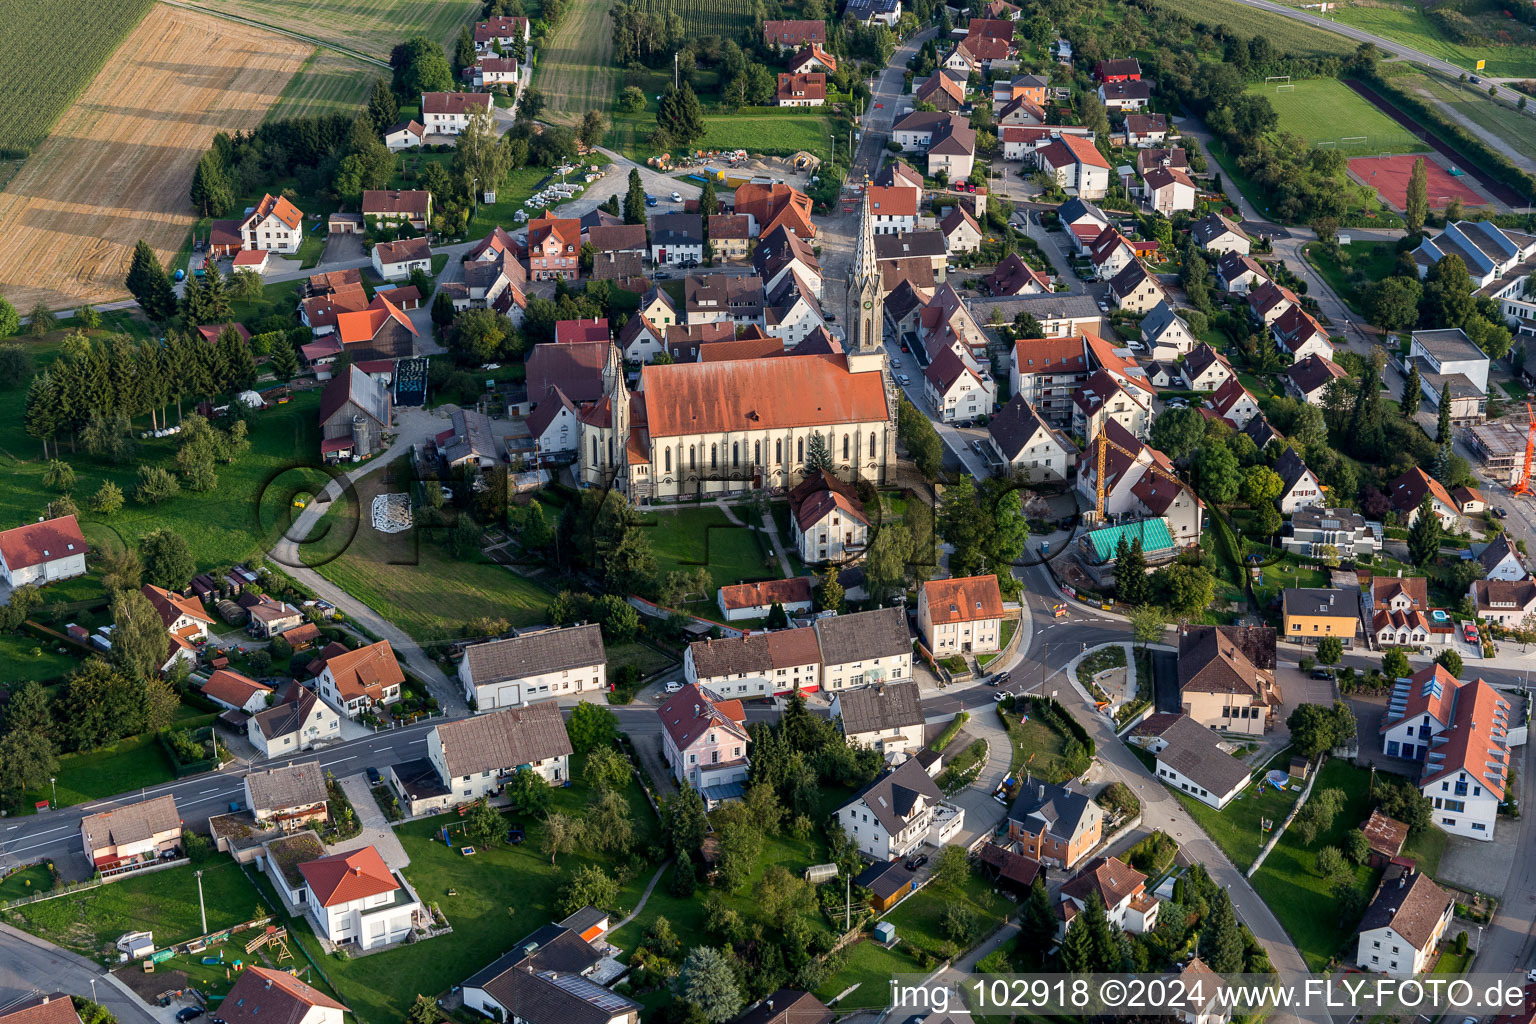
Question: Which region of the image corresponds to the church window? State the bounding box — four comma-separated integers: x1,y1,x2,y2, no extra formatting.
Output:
843,434,850,460
797,438,804,463
754,440,761,464
711,444,718,468
664,448,672,473
732,442,739,467
869,432,877,458
689,445,696,470
776,439,782,465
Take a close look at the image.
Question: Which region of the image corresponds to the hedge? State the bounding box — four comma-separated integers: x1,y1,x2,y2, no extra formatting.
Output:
1030,695,1095,758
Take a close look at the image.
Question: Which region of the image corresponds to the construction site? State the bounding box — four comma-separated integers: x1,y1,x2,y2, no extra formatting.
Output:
1468,407,1535,489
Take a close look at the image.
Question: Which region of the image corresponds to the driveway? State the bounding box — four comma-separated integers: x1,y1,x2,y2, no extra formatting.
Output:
328,772,410,870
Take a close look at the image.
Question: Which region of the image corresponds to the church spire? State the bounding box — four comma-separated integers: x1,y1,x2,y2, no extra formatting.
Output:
847,186,883,353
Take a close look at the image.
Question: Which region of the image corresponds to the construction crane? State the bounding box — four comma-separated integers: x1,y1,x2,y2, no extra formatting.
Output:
1513,402,1536,497
1092,427,1184,520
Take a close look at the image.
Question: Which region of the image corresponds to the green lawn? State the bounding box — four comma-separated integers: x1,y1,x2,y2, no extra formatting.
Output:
1396,72,1536,164
604,640,677,679
1400,817,1448,877
0,864,55,904
1001,705,1073,783
1303,240,1399,313
1147,0,1355,55
392,156,567,240
640,505,777,590
1169,753,1296,872
1245,79,1422,154
4,859,262,961
265,48,378,122
195,0,478,59
19,733,174,812
1328,1,1536,77
0,632,79,685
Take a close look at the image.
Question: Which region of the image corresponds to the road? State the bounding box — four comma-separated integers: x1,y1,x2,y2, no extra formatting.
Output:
0,926,160,1024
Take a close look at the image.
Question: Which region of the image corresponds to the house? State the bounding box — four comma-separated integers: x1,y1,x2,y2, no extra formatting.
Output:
1283,588,1360,646
1037,135,1111,199
1192,212,1251,254
318,365,391,462
362,189,432,230
421,91,492,134
1274,446,1323,514
659,682,751,803
1077,518,1178,587
1149,714,1253,808
1409,328,1490,428
1010,335,1089,427
988,394,1078,483
528,214,581,281
424,701,573,809
866,186,918,235
1057,197,1112,250
1108,260,1163,314
1181,343,1236,392
1362,809,1410,865
1247,279,1299,326
775,72,826,107
1469,578,1536,628
732,992,833,1024
1058,856,1160,935
299,845,421,949
1143,165,1196,215
686,274,764,328
240,193,304,254
1139,301,1195,361
588,222,647,258
707,215,751,260
248,682,342,757
434,407,498,471
995,72,1048,107
1215,252,1266,295
650,213,705,265
1006,780,1103,869
814,606,913,691
915,71,965,111
837,757,950,861
208,220,243,258
1477,533,1527,581
684,628,823,699
1412,219,1536,288
875,231,947,287
1454,485,1486,517
1087,228,1137,280
755,227,823,299
1122,113,1169,146
1285,353,1348,405
218,968,348,1024
554,318,611,345
301,270,371,337
1367,576,1453,647
1245,414,1283,452
939,206,984,253
789,44,837,74
314,639,404,718
0,514,87,586
462,921,605,1011
463,944,638,1024
736,183,816,239
459,623,606,711
371,236,432,280
788,468,868,564
474,14,530,51
1356,872,1455,975
1271,306,1333,364
1098,80,1151,111
142,583,214,669
983,252,1051,295
201,669,273,714
1388,467,1462,531
474,57,520,88
242,761,328,832
80,795,181,874
763,19,825,49
334,293,418,362
718,577,814,624
918,574,1004,655
924,346,995,423
1177,624,1280,735
1093,57,1141,81
925,116,977,180
1283,506,1379,561
1204,376,1258,430
831,679,924,754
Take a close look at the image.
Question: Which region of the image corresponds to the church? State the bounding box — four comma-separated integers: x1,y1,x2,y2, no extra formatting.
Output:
577,193,895,502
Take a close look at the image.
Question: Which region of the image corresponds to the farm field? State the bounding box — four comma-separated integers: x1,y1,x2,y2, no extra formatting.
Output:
191,0,479,59
1148,0,1355,55
0,0,155,158
0,6,308,310
609,107,835,160
266,48,380,121
1321,0,1536,77
539,0,619,126
1395,72,1536,165
1245,78,1422,154
675,0,755,36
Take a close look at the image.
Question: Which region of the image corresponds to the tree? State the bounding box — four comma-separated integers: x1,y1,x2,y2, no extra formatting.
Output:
624,168,646,224
619,86,646,113
1437,382,1453,441
1365,275,1422,333
699,177,717,219
1421,254,1475,329
1194,442,1241,503
0,296,18,338
454,24,476,73
864,521,912,604
110,588,172,681
1404,156,1428,233
1153,563,1216,618
451,106,513,202
1200,889,1244,973
1287,700,1355,759
1315,845,1348,883
365,78,399,134
27,302,56,337
542,810,580,865
1240,465,1284,507
664,784,708,854
1434,648,1464,676
1381,646,1412,681
1149,406,1205,459
1129,603,1166,649
804,431,833,471
392,35,454,95
656,82,705,147
557,863,620,917
126,241,177,321
1344,828,1372,865
405,996,444,1024
506,768,553,816
1019,875,1056,961
579,110,606,147
1115,537,1151,606
932,844,969,891
1406,496,1442,567
2,681,53,741
0,729,57,807
897,395,942,480
1401,362,1422,419
42,459,75,492
585,746,632,793
675,946,743,1024
464,798,504,848
518,86,546,121
190,152,235,217
139,529,195,590
568,701,620,753
1316,636,1342,666
815,566,844,613
449,308,513,363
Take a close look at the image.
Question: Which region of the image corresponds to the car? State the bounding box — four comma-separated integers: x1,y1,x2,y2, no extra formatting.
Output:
1310,669,1332,680
1527,968,1536,983
670,191,682,203
1166,398,1188,409
993,690,1013,702
176,1010,205,1023
825,311,836,322
366,766,383,786
897,374,911,385
1470,75,1482,84
655,271,672,279
904,853,929,870
644,196,658,207
991,671,1011,687
664,681,683,693
1494,507,1509,519
1126,340,1145,351
1464,622,1480,642
874,102,883,108
1096,300,1109,312
890,357,902,368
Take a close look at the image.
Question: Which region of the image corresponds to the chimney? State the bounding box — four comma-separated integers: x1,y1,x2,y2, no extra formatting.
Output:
1038,783,1045,799
265,979,273,990
694,703,701,718
767,1001,776,1012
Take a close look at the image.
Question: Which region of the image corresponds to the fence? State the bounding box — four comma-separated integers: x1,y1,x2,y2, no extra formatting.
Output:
0,874,102,911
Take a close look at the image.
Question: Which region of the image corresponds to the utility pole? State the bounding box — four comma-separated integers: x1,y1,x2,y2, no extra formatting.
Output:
673,51,679,90
196,869,208,935
846,871,851,931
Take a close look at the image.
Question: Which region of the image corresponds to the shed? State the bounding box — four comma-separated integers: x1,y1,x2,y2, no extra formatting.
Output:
873,921,896,944
804,863,839,884
329,212,364,234
216,598,247,625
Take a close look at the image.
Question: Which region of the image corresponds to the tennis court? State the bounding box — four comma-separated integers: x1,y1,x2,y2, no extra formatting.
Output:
1346,153,1485,211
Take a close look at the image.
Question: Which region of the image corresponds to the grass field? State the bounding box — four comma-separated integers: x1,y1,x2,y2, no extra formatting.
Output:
266,49,380,121
0,864,54,904
1171,753,1296,873
1001,705,1074,783
193,0,479,59
1303,239,1398,312
640,505,775,590
0,6,308,310
0,633,79,685
0,0,154,156
1324,0,1536,77
1395,72,1536,165
539,0,618,127
4,859,262,960
1148,0,1356,55
1245,78,1422,154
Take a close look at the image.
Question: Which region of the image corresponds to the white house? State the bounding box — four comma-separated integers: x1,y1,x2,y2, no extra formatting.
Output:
867,185,918,234
1285,353,1348,405
940,206,984,253
788,469,869,564
420,91,492,135
1271,306,1333,364
142,583,214,668
1058,856,1160,936
1150,715,1252,809
1143,165,1196,215
200,669,273,715
474,57,520,87
383,120,425,151
1215,251,1267,295
1037,136,1111,199
372,237,432,281
423,701,573,808
1409,328,1490,425
314,640,404,718
1355,872,1454,976
924,346,996,423
1139,301,1195,361
298,845,422,950
0,515,87,587
987,394,1078,483
1283,506,1378,561
836,758,950,861
1469,578,1536,627
247,683,342,758
685,628,823,699
618,315,666,363
1191,212,1250,255
917,575,1003,655
1477,534,1527,582
716,578,814,622
1413,219,1536,288
242,761,328,833
1275,447,1323,514
831,679,925,754
658,682,751,804
464,959,638,1024
814,606,912,692
458,623,606,711
1181,343,1235,392
240,193,304,255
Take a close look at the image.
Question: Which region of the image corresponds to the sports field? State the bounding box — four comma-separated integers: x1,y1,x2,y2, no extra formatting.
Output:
1347,153,1486,209
539,0,619,127
1246,78,1422,154
0,6,308,309
192,0,479,59
1324,0,1536,78
267,48,381,121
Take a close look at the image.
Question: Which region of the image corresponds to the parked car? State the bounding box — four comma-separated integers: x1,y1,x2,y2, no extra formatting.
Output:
664,681,683,693
1463,621,1480,643
890,356,901,368
897,374,911,385
176,1010,205,1023
993,690,1014,702
1310,669,1332,680
670,191,682,202
990,671,1011,687
1493,507,1509,519
366,766,383,786
1096,300,1109,312
904,853,929,870
645,196,658,207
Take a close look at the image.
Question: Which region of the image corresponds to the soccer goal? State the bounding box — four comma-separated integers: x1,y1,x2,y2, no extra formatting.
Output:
1276,84,1295,92
1265,75,1291,84
1317,140,1337,148
1341,135,1369,150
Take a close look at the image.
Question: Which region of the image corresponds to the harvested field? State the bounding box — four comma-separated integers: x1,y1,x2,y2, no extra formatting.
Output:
191,0,479,59
267,48,380,122
540,0,618,127
0,7,307,310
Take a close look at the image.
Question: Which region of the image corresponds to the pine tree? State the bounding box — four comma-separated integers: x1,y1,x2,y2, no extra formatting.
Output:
1018,876,1056,962
1404,157,1428,234
125,241,177,321
815,567,843,612
217,325,256,392
269,338,299,379
454,25,476,73
805,431,833,471
366,78,399,134
1436,382,1452,441
1057,916,1093,972
1401,362,1422,419
700,177,718,218
23,372,60,459
1201,890,1244,973
623,168,646,225
189,152,234,217
1116,536,1150,606
1432,440,1454,483
1407,495,1442,566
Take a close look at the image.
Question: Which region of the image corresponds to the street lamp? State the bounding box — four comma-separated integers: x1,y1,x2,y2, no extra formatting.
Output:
49,777,55,807
196,869,208,935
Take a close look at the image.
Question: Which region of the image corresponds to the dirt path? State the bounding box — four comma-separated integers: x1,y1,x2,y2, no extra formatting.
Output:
537,0,617,127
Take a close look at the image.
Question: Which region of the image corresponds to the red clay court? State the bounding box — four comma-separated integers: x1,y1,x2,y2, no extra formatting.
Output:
1348,154,1484,210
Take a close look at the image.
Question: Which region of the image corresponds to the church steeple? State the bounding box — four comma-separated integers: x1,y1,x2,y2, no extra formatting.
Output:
846,187,883,354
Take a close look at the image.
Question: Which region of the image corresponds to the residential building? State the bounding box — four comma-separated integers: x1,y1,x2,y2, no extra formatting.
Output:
1191,212,1250,255
142,583,214,672
1149,715,1252,809
1098,79,1152,110
731,992,833,1024
371,236,431,280
1283,506,1379,560
333,292,418,362
421,91,492,134
788,45,838,74
775,72,826,106
988,394,1078,482
1037,135,1111,198
736,183,816,239
1355,872,1455,975
650,213,706,265
1275,446,1323,513
685,274,764,329
684,628,823,698
1181,343,1236,392
1010,336,1089,427
81,795,181,874
1076,420,1202,544
1247,279,1299,326
474,15,530,51
1139,301,1196,361
1285,353,1348,405
836,757,950,861
1409,328,1490,427
1283,588,1360,646
1412,219,1536,288
383,120,426,151
659,682,751,802
318,365,391,462
459,623,606,711
1469,578,1536,628
707,215,751,260
917,575,1004,654
554,317,611,345
219,969,348,1024
716,577,814,622
1143,165,1196,215
926,116,977,180
1453,485,1486,516
1074,367,1153,441
240,193,304,254
1271,305,1333,364
1087,227,1137,280
464,960,637,1024
462,920,606,1013
248,682,342,757
763,19,826,49
832,679,925,754
1477,534,1527,581
423,701,573,809
362,190,432,230
814,606,913,691
916,72,965,111
1123,112,1169,146
1388,467,1462,530
314,639,404,718
1367,576,1453,647
1006,780,1103,869
0,514,87,586
1177,625,1280,735
924,346,996,423
0,996,83,1024
473,57,520,87
529,214,581,281
788,468,869,563
940,206,984,253
1058,856,1160,936
299,845,422,949
1093,57,1142,81
1216,251,1267,295
201,669,273,714
243,761,328,832
983,253,1052,295
242,593,305,638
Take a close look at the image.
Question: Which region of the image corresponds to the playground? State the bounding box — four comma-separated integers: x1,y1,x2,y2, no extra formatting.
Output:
1346,153,1487,210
